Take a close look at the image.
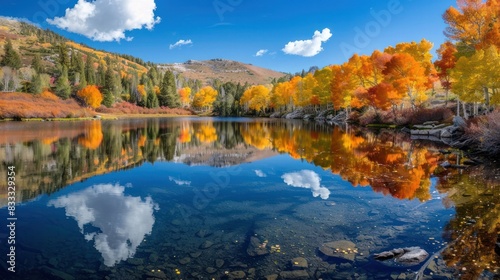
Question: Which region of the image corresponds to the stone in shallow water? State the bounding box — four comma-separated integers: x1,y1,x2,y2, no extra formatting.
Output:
319,240,357,262
189,251,202,258
374,246,429,266
215,259,225,268
205,267,217,274
179,257,191,265
228,270,246,279
279,270,310,279
247,236,269,256
264,274,278,280
291,257,308,269
200,240,214,249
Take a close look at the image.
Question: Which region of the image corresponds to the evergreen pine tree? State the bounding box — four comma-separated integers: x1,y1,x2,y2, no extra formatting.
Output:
55,66,71,99
30,73,43,94
58,44,70,68
31,54,43,73
159,70,180,108
0,39,22,69
146,86,159,108
85,55,96,85
102,89,114,108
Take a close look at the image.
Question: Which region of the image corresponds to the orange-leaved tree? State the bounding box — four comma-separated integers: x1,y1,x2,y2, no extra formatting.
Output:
443,0,499,53
382,53,430,108
178,87,191,107
77,85,103,109
434,41,458,104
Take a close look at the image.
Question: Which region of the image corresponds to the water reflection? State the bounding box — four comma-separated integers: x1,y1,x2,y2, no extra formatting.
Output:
0,119,443,206
48,184,159,267
437,166,500,278
282,170,330,200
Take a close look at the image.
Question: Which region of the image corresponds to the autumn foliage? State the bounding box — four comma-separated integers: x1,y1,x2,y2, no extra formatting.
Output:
77,85,103,109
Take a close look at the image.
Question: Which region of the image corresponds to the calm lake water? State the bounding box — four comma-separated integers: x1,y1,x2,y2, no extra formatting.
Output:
0,118,498,280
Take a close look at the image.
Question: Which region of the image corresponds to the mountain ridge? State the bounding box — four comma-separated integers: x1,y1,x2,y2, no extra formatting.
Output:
0,16,286,86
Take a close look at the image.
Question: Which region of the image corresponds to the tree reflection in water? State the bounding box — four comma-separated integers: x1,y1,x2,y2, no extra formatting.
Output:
0,118,499,277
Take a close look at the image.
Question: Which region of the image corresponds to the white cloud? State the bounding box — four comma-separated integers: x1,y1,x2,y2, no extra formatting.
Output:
48,184,159,266
254,170,267,177
282,28,332,57
281,170,331,200
47,0,161,42
255,49,268,57
169,176,191,186
169,39,193,50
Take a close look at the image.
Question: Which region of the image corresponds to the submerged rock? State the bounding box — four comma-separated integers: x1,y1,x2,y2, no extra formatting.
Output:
291,257,308,269
374,246,428,266
228,270,246,279
41,266,75,280
247,236,269,257
279,270,310,279
200,240,214,249
319,240,357,262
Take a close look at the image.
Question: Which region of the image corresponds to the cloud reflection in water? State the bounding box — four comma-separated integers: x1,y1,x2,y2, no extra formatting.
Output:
48,184,159,266
282,170,330,200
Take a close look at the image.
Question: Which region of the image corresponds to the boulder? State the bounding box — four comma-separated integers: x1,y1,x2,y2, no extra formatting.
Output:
270,111,283,118
285,110,305,119
247,236,269,257
453,116,467,128
228,270,246,279
374,247,428,266
291,257,308,269
319,240,357,262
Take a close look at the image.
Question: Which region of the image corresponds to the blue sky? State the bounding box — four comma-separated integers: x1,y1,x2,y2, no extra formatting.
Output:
1,0,456,73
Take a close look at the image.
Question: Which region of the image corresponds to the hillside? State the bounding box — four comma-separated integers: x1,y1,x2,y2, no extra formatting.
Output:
0,17,148,74
160,59,287,85
0,17,286,86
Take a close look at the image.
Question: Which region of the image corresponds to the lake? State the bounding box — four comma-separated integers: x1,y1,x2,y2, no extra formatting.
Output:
0,118,498,280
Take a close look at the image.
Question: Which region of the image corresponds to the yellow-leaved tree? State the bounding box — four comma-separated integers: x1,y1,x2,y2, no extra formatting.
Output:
240,85,271,113
192,86,218,111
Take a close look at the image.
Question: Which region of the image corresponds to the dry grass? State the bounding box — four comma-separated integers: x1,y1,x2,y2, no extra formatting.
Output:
0,92,93,119
356,107,454,126
465,109,500,156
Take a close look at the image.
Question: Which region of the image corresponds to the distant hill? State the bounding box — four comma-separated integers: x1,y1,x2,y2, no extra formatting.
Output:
0,17,286,86
159,59,287,85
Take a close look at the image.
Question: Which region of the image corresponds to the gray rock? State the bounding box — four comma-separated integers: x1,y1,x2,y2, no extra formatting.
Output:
291,257,308,269
441,128,453,138
279,270,310,279
196,229,211,238
228,270,246,279
285,110,305,119
200,240,214,249
179,257,191,265
247,236,269,256
215,259,225,268
206,267,217,274
189,251,202,258
453,116,466,128
319,240,357,262
265,274,279,280
374,246,428,266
